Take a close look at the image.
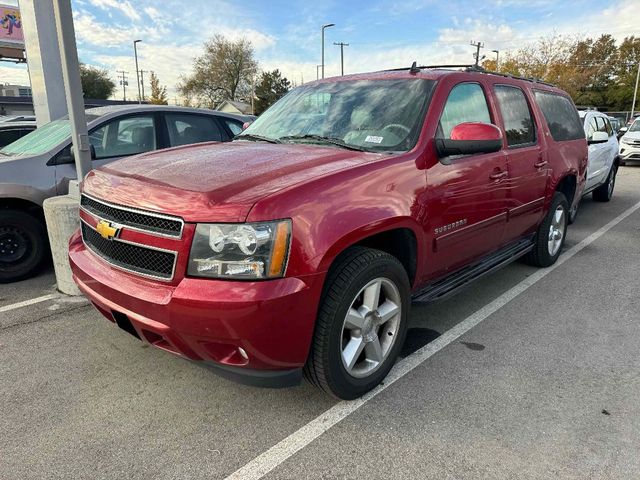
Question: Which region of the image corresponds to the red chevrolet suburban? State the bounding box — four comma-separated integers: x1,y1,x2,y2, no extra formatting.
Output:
69,66,587,399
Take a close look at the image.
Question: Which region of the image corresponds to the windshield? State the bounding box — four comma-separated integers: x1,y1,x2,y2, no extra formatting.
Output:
629,120,640,132
0,114,100,156
238,78,436,152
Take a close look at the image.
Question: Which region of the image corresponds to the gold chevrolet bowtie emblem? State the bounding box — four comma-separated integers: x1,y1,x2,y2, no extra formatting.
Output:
96,220,119,240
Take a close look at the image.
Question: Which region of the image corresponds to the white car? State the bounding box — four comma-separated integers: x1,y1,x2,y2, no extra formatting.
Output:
570,110,619,221
619,118,640,165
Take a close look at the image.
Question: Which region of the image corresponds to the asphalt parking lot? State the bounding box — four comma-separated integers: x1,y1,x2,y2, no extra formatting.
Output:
2,167,640,480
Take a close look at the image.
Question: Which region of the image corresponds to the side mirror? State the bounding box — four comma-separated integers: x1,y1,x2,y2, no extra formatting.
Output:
242,121,253,131
588,131,609,144
619,126,628,135
436,122,503,160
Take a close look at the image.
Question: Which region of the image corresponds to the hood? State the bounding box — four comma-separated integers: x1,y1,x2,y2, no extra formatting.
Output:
83,141,383,222
622,131,640,141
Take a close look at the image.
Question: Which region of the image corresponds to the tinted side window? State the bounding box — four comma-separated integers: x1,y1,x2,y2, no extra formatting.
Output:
90,115,157,159
166,114,223,147
494,85,536,146
439,83,491,138
0,129,24,147
533,91,584,142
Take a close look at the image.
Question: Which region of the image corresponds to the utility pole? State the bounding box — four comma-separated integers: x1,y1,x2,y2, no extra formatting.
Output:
321,23,335,79
133,39,142,104
470,40,484,67
333,42,349,76
139,69,148,102
117,71,128,101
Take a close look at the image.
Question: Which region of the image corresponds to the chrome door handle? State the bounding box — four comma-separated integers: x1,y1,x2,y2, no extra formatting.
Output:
534,160,548,168
489,171,508,180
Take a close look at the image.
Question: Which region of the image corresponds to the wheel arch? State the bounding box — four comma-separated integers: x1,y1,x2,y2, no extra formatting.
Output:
0,197,45,223
554,174,577,206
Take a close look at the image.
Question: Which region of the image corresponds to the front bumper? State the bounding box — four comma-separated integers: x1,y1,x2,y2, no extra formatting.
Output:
69,230,325,387
619,143,640,162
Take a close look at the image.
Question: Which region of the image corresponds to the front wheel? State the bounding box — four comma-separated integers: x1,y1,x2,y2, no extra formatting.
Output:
304,247,410,399
0,209,48,283
524,192,568,268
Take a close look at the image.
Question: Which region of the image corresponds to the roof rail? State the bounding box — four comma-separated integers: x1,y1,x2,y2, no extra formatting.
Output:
383,62,556,87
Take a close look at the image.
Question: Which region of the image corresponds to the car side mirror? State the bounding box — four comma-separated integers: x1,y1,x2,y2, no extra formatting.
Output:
70,144,97,161
618,127,628,136
588,131,609,144
436,122,503,162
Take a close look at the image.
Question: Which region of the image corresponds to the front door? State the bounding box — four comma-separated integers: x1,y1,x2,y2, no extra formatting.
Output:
425,82,509,278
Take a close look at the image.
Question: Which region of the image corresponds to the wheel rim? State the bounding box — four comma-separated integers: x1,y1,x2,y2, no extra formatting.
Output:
608,169,616,197
0,225,30,265
547,205,565,256
340,277,401,378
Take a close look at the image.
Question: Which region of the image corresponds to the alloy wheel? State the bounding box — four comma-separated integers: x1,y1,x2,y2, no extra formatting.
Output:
547,205,565,256
340,277,402,378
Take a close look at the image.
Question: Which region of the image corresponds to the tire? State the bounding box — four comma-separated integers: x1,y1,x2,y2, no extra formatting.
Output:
0,209,48,283
524,192,569,268
304,247,410,399
592,164,617,202
568,199,580,225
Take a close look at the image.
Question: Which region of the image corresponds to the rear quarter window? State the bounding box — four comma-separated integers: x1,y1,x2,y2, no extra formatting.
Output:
533,91,584,142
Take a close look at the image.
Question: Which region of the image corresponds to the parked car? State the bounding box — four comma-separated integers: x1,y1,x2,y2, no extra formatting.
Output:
619,118,640,164
568,110,620,221
69,67,587,399
0,105,251,283
0,120,36,148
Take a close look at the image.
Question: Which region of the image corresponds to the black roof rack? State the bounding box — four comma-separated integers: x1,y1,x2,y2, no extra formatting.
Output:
384,62,556,87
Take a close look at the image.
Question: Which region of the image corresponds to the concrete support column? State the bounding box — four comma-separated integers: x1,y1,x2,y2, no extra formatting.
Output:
20,0,67,126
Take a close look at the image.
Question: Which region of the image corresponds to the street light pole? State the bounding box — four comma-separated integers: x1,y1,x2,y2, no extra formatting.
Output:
133,39,142,104
492,49,499,70
321,23,335,79
316,64,321,80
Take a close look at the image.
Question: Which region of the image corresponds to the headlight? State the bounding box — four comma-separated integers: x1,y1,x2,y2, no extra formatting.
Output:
187,220,291,279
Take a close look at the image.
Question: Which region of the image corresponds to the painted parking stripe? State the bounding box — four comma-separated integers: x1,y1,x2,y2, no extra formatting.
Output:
225,199,640,480
0,293,59,313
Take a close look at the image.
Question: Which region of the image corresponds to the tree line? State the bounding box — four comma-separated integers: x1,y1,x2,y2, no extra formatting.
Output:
482,34,640,112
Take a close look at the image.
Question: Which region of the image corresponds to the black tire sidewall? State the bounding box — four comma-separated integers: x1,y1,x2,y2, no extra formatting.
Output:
0,210,47,283
322,253,410,399
536,193,569,267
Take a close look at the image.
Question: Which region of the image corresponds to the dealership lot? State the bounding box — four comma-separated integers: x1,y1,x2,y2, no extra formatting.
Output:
2,167,640,479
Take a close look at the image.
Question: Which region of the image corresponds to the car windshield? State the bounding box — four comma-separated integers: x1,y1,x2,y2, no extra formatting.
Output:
629,120,640,132
237,78,436,152
0,114,100,156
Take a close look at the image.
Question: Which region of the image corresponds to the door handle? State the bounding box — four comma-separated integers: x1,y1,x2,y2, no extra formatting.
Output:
534,160,548,168
489,170,508,180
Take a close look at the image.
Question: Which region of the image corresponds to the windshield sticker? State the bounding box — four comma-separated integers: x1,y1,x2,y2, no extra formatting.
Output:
364,135,383,144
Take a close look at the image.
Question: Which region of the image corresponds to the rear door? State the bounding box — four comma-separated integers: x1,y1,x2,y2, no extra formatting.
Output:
426,82,509,276
493,84,548,240
585,114,608,190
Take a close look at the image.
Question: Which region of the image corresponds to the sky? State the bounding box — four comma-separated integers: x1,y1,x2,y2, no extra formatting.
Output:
0,0,639,102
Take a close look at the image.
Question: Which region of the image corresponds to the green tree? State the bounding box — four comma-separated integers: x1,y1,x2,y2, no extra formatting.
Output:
149,71,168,105
80,63,116,99
254,69,291,115
178,35,257,108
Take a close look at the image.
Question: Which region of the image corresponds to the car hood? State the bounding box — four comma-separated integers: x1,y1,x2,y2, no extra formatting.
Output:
83,141,384,222
622,131,640,142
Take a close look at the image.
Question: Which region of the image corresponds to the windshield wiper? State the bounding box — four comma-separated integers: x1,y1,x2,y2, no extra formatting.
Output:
279,134,369,152
235,133,281,144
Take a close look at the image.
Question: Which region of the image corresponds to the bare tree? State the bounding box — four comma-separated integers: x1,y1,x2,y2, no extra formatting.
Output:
178,35,257,108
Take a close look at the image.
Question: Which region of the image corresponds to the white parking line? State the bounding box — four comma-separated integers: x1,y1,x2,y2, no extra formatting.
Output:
225,199,640,480
0,293,59,314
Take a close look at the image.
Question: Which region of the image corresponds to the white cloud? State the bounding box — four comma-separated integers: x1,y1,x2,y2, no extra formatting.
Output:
0,65,29,86
88,0,141,21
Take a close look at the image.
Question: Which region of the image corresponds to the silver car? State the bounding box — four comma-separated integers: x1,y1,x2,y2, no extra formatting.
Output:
0,104,252,282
